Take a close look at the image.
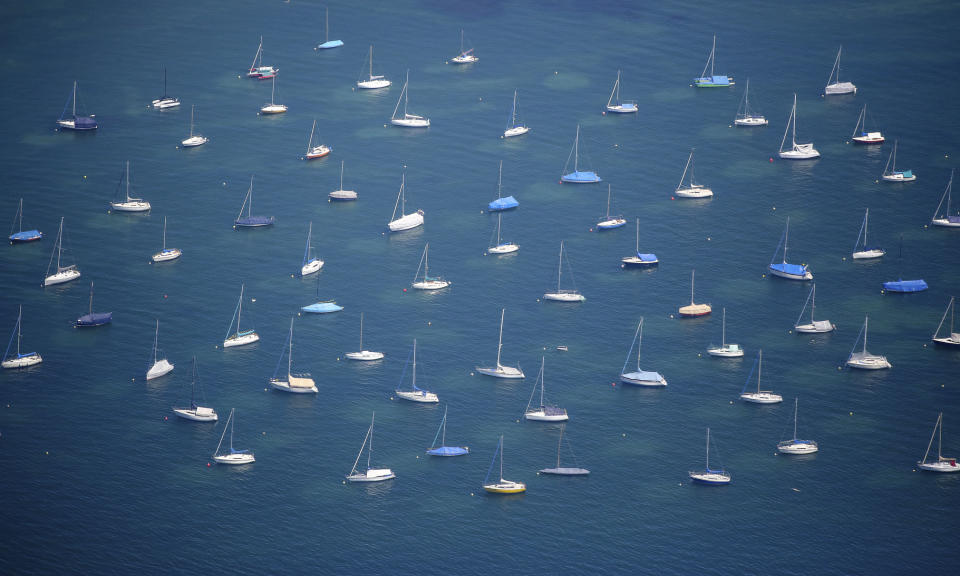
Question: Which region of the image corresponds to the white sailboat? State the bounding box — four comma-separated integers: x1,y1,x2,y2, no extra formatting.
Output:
487,212,518,255
605,70,638,113
390,71,429,127
777,398,818,454
357,45,391,89
212,408,254,464
824,46,856,95
483,435,525,494
778,94,820,159
152,217,182,262
43,217,81,287
619,318,667,387
172,358,218,422
449,29,478,64
881,140,916,182
222,284,259,348
181,105,208,147
346,412,395,482
304,119,331,159
411,243,450,290
145,319,174,380
259,75,287,115
246,36,277,78
151,67,180,109
539,423,590,476
932,297,960,347
523,357,567,421
300,222,323,276
596,185,627,229
270,317,317,394
387,170,424,231
110,161,151,213
707,308,743,357
345,313,384,361
475,308,524,379
931,170,960,227
739,350,783,404
621,218,659,268
674,149,713,198
689,427,731,485
543,241,585,302
2,306,42,369
395,339,439,403
678,269,711,317
503,89,529,138
329,161,357,201
852,208,885,259
846,315,891,370
851,104,884,144
917,413,959,473
734,78,767,126
793,284,836,333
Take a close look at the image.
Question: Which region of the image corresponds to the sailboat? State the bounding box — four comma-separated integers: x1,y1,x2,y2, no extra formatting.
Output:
596,185,627,229
426,406,469,456
411,243,450,290
346,412,395,482
314,6,343,49
619,318,667,387
933,297,960,347
391,71,429,127
152,216,182,262
345,313,384,360
487,212,519,255
151,67,180,109
181,105,208,147
778,398,818,454
851,104,884,144
794,284,836,333
476,309,524,379
689,427,730,485
246,36,277,78
605,70,638,113
172,357,217,422
768,217,813,280
674,149,713,198
846,315,891,370
739,350,782,404
523,358,567,421
269,317,318,393
395,339,439,403
387,170,424,231
449,29,478,64
931,170,960,227
693,35,733,87
212,408,254,465
109,161,151,213
234,176,274,228
223,284,259,348
881,140,915,182
882,235,928,293
851,208,885,259
304,119,331,160
260,75,287,114
42,217,81,286
779,94,820,159
539,423,589,475
145,319,174,380
678,269,711,317
329,161,358,201
707,308,743,357
8,199,42,243
487,161,519,211
560,125,601,183
2,306,42,369
482,435,525,494
824,46,856,95
503,89,529,138
357,45,391,89
75,281,112,327
300,222,323,276
56,81,97,131
734,78,767,126
918,413,959,473
543,241,585,302
621,218,658,268
301,267,343,314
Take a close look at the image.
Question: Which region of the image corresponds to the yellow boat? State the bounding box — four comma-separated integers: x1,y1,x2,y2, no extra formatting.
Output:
483,435,526,494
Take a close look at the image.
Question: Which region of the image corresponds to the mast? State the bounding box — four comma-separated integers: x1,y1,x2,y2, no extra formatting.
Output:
636,318,643,371
303,222,313,265
271,75,276,105
863,316,869,353
495,308,504,368
189,105,195,137
412,339,417,391
780,95,795,153
557,241,564,291
237,284,245,334
17,199,23,233
56,217,64,269
324,6,329,42
162,67,167,98
423,244,429,281
721,308,727,346
88,281,94,315
499,435,504,482
153,319,160,363
72,81,78,116
214,408,232,457
705,428,711,469
783,217,790,263
573,126,580,172
339,161,345,190
810,284,816,321
556,424,563,468
287,317,293,378
358,312,364,349
495,212,503,245
162,217,167,250
229,408,235,452
922,413,940,465
605,185,612,219
539,357,545,409
791,94,798,147
677,150,693,191
757,349,763,393
710,35,716,76
403,70,409,115
368,413,375,470
368,46,373,77
190,358,197,409
863,209,869,247
635,218,640,253
511,90,518,126
441,405,447,446
793,398,799,441
125,161,131,202
690,269,695,305
307,119,316,153
16,306,22,356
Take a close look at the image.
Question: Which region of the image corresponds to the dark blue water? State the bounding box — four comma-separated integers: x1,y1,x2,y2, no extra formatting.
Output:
2,1,958,574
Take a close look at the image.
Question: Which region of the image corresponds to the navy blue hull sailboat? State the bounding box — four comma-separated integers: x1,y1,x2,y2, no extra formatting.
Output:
234,176,275,229
75,281,112,327
56,81,97,131
9,199,42,243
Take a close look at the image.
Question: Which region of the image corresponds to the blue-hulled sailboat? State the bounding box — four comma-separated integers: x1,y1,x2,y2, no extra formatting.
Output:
314,7,343,50
75,281,112,327
693,36,733,88
426,405,469,456
234,176,274,229
560,125,600,184
883,235,927,293
768,217,812,280
539,423,589,476
301,269,343,314
488,161,518,211
56,81,97,131
8,199,42,243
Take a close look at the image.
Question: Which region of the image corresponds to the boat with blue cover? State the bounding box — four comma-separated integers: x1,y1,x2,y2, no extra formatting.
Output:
75,281,112,327
234,176,274,228
8,199,42,243
883,235,927,292
56,81,97,131
931,170,959,228
693,36,733,87
768,217,812,280
314,7,343,50
560,125,600,184
881,140,915,182
426,405,469,456
539,423,589,476
2,306,42,369
487,160,518,211
301,271,343,314
449,29,478,64
621,219,658,268
620,318,667,387
689,428,730,485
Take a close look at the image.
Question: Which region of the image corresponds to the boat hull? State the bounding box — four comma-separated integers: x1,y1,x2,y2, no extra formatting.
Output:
524,410,569,422
707,345,743,358
2,353,43,369
883,280,928,293
487,243,518,254
260,104,288,114
110,201,151,213
152,98,180,109
852,134,884,145
181,136,208,147
852,249,885,259
678,304,711,317
689,471,730,484
412,280,450,290
234,216,275,228
357,78,391,90
735,116,768,126
779,145,820,160
917,460,960,473
213,453,255,465
794,321,835,333
539,467,590,476
301,301,343,314
329,190,358,201
450,55,478,64
301,259,323,276
76,312,112,327
270,378,318,394
306,146,331,159
846,357,891,370
152,248,182,262
675,186,713,199
388,211,424,232
543,292,585,302
223,331,259,348
43,268,81,286
778,441,819,455
694,75,734,87
768,264,813,281
620,371,667,387
503,126,529,138
561,171,601,184
597,218,627,230
483,481,525,494
621,255,658,268
475,365,524,379
396,390,438,403
316,40,344,50
146,359,174,380
172,407,218,422
345,350,384,361
427,446,469,457
391,115,430,127
740,392,783,404
882,172,916,182
932,217,960,228
9,230,42,243
347,469,395,482
933,335,960,347
824,82,857,95
606,103,638,114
